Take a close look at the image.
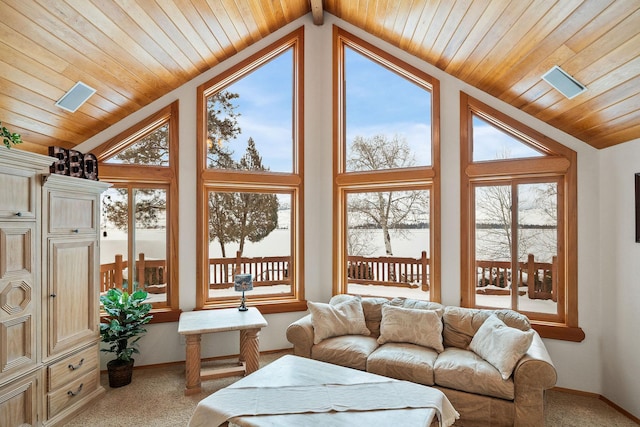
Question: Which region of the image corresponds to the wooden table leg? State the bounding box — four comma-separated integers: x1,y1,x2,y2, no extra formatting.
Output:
184,334,202,395
240,328,261,375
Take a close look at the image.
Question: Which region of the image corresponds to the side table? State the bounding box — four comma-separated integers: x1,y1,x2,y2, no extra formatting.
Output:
178,307,268,395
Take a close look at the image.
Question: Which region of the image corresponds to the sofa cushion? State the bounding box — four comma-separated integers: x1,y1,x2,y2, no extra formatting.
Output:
377,305,444,352
367,342,438,386
308,296,370,344
311,335,379,371
434,348,515,400
469,314,535,380
389,297,445,317
443,306,531,349
329,294,389,337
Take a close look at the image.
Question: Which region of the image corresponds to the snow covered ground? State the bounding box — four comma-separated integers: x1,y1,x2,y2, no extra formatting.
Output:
103,225,557,314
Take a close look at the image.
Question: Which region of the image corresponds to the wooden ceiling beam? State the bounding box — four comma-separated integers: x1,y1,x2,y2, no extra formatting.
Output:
310,0,324,25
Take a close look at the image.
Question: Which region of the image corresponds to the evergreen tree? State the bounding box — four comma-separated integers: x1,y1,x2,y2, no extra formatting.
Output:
205,91,241,169
234,138,279,254
101,89,279,258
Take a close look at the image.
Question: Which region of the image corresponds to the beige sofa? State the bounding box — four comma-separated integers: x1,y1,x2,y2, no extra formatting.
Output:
286,295,557,426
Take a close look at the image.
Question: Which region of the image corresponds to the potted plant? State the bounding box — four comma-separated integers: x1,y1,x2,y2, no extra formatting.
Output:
100,288,153,387
1,120,23,149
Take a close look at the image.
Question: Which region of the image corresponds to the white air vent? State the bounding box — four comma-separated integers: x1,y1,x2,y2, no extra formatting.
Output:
55,81,96,112
542,66,586,99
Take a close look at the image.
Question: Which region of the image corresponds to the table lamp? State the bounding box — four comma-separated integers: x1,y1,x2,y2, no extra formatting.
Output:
234,274,253,311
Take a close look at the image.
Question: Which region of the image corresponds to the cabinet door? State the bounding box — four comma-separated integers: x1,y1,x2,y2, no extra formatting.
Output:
45,190,97,235
45,237,98,358
0,370,39,427
0,166,38,220
0,223,38,382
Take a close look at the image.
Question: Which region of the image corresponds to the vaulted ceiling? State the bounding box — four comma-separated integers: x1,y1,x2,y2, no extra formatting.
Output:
1,0,638,154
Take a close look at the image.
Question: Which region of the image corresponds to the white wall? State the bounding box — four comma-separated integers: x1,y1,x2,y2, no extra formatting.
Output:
77,12,632,413
599,140,640,418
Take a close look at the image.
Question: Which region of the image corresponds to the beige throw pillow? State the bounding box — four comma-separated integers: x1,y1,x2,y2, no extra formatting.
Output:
469,314,535,380
377,305,444,353
308,297,370,344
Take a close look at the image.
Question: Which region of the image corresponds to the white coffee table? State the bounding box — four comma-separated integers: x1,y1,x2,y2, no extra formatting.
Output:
189,355,458,427
178,307,268,395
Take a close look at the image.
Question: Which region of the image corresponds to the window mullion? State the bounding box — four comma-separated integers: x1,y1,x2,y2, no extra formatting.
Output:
511,184,518,311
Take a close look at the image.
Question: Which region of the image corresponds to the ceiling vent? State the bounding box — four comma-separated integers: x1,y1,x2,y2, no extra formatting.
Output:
542,66,586,99
55,81,96,112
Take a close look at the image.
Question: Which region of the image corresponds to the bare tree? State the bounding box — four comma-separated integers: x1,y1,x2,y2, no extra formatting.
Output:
475,182,557,262
347,134,427,256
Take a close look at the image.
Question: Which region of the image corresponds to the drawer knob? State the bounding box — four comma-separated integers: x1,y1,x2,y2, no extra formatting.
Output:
50,293,56,298
72,229,79,233
67,383,84,397
68,358,85,371
15,212,22,217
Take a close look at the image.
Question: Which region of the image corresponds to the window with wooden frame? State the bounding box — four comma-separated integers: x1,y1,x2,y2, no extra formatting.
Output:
93,101,180,323
460,93,584,342
333,27,441,302
196,28,306,313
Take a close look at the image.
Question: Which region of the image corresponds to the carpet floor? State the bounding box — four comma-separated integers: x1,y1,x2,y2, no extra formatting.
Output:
64,351,637,427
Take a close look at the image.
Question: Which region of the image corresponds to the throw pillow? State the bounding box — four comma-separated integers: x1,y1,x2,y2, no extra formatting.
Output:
469,314,535,380
377,305,444,353
308,297,370,344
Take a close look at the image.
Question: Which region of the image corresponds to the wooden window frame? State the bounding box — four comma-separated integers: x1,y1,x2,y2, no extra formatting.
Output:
93,101,180,323
333,26,441,302
195,28,306,314
460,93,584,342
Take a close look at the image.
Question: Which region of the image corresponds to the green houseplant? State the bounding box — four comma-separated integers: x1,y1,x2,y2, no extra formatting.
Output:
100,288,153,387
1,120,23,149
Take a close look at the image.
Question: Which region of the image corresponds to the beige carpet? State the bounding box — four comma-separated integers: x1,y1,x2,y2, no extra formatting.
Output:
64,351,637,427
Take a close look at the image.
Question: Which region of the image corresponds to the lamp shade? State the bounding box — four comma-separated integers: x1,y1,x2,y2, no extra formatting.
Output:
234,274,253,292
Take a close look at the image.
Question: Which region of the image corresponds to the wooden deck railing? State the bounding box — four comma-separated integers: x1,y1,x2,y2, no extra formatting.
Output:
347,251,430,292
476,254,557,301
208,251,291,289
100,251,556,301
100,253,166,293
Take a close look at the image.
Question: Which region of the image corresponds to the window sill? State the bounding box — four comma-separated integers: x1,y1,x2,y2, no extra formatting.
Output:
532,322,585,342
198,300,308,315
100,308,182,324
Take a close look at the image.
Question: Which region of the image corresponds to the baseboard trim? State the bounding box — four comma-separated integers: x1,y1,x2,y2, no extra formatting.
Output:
551,386,640,424
100,348,293,373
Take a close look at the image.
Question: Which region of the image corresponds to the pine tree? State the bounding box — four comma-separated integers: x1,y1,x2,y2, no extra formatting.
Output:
234,137,279,254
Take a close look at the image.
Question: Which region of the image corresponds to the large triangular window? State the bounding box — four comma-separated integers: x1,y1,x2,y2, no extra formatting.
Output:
472,115,545,161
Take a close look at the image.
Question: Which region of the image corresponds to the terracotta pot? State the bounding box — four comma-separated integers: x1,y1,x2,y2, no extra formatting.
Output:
107,358,135,388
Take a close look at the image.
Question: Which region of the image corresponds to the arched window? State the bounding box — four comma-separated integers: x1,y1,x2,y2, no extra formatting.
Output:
333,27,441,302
196,28,305,313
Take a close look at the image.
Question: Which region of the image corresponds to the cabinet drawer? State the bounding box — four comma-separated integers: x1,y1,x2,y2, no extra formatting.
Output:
47,345,99,391
46,190,98,234
47,369,98,418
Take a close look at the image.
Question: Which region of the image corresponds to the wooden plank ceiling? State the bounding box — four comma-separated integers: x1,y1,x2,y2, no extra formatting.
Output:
0,0,638,154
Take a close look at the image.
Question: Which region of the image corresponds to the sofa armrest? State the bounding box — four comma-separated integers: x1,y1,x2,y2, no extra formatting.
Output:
285,314,314,358
513,331,557,390
513,330,557,425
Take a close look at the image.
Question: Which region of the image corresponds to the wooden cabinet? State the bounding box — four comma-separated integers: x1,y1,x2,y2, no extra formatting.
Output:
0,148,109,426
41,174,109,426
0,148,52,427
